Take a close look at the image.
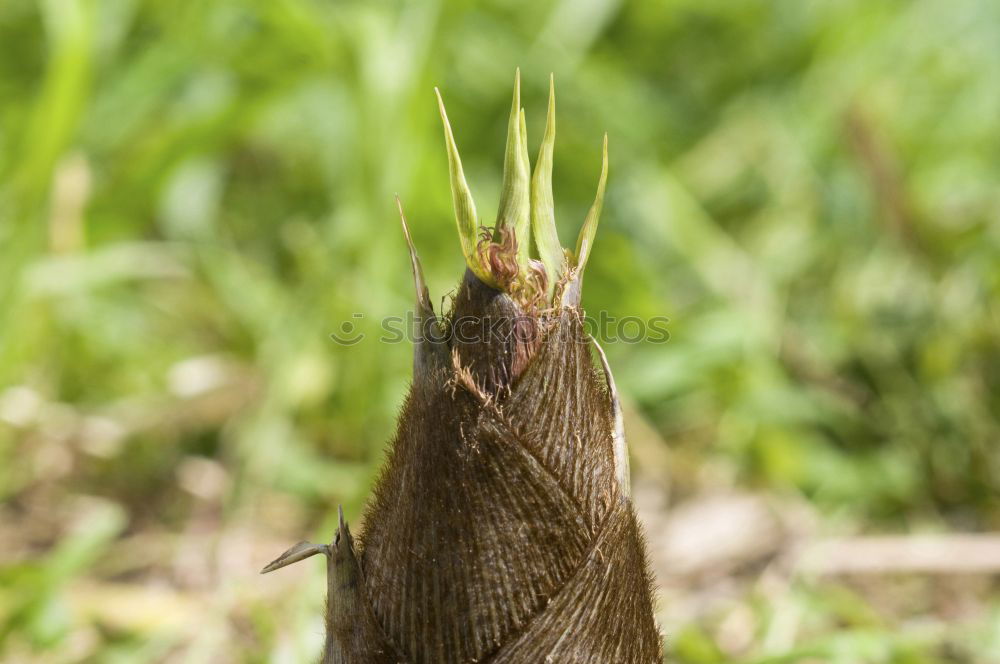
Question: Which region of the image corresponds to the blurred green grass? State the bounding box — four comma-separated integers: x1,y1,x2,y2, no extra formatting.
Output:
1,0,999,661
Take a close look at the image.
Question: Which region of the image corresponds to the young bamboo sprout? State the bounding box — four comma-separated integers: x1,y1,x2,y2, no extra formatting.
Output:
264,71,662,663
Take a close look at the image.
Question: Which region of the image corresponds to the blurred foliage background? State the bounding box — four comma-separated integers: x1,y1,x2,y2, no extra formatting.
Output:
2,0,999,661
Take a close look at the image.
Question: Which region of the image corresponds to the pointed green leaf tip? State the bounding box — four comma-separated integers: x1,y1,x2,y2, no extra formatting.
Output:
495,68,531,270
395,196,433,319
435,87,497,288
435,71,610,304
574,133,608,275
519,108,529,200
531,74,562,297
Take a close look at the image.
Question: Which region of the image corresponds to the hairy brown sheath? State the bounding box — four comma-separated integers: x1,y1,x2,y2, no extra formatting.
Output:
262,71,662,663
